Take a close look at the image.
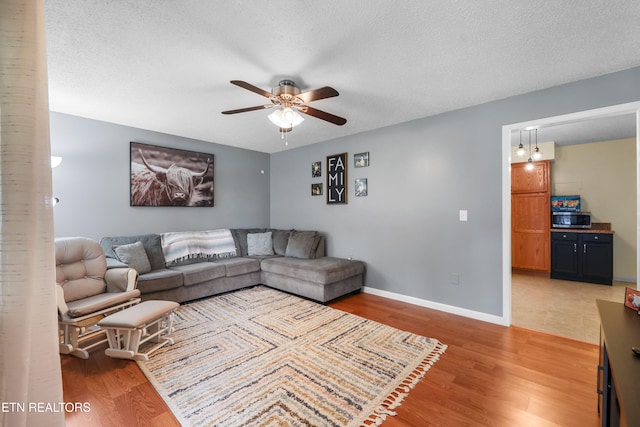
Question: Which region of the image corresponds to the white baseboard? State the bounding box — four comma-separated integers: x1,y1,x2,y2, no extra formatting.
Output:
362,286,509,327
613,276,637,284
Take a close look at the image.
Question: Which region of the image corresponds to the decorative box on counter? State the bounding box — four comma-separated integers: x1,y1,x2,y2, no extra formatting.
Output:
551,195,581,212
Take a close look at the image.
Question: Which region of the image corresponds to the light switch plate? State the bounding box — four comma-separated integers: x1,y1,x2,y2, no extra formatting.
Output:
459,210,468,221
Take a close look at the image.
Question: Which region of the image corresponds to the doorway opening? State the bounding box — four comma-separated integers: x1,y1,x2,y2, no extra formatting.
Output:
501,102,640,328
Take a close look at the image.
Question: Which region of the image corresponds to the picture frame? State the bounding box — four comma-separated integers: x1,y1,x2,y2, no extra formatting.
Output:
624,287,640,311
326,152,348,205
312,161,322,178
355,178,368,197
311,183,323,196
354,152,369,168
130,142,214,207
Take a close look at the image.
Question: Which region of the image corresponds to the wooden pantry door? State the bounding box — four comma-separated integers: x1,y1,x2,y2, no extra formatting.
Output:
511,161,551,272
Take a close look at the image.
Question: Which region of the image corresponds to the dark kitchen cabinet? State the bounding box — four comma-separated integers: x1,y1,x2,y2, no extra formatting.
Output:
550,231,613,285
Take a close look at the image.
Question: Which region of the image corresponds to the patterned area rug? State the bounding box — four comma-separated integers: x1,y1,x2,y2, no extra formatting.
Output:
138,286,446,427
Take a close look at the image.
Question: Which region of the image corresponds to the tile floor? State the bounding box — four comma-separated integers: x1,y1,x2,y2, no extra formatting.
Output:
511,271,632,344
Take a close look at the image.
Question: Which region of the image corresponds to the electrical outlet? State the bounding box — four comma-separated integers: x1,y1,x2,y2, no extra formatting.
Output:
450,273,460,285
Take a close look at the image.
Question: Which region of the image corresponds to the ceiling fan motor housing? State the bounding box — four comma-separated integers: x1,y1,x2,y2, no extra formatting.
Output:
272,79,301,100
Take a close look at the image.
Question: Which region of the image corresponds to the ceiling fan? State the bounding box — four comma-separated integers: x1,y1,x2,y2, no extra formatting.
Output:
222,79,347,132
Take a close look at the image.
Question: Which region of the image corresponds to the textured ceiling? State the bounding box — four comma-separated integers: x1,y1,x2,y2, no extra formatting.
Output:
44,1,640,153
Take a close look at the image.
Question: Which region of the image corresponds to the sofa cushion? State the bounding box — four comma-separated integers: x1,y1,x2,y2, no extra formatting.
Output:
106,258,128,269
212,257,261,277
270,229,292,256
231,228,266,256
260,256,365,284
247,232,274,256
285,230,321,259
100,234,166,271
169,262,226,286
113,241,152,274
136,268,183,293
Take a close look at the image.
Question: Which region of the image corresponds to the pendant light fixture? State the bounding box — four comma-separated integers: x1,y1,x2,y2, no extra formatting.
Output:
525,130,535,171
532,128,542,160
516,131,526,157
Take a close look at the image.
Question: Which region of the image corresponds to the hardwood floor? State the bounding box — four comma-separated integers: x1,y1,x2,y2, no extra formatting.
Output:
61,291,602,426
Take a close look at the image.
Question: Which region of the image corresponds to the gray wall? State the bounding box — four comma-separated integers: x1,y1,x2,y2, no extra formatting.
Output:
51,112,271,240
270,67,640,317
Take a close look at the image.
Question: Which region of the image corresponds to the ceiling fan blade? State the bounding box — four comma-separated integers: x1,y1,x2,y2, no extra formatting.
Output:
299,105,347,126
230,80,272,98
296,86,340,103
221,104,273,114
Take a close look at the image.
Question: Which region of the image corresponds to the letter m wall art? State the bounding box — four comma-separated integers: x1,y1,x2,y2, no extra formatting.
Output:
130,142,214,207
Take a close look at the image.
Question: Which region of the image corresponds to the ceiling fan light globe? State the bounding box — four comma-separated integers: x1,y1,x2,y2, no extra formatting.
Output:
268,108,304,128
283,108,296,122
288,109,304,127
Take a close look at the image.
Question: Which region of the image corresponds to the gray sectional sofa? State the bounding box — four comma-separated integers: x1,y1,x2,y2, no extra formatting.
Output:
99,228,365,303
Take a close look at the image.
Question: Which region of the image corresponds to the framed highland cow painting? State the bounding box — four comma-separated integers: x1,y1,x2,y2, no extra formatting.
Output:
130,142,214,207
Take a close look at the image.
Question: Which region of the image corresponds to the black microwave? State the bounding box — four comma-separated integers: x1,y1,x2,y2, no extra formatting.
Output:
551,211,592,229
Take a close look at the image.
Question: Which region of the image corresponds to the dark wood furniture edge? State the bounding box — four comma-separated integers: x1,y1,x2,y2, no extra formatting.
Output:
596,299,640,426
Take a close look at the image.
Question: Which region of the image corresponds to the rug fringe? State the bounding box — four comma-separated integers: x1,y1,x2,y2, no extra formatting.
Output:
360,341,448,427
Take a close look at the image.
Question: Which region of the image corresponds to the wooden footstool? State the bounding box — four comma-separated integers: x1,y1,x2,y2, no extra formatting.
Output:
97,300,179,361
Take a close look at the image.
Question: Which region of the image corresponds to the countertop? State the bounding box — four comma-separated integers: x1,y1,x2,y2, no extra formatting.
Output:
550,222,614,234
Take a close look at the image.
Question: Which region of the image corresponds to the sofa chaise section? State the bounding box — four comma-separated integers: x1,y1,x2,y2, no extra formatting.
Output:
260,256,365,302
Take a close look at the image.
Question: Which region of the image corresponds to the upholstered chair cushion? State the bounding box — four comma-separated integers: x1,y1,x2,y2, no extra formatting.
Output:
55,237,107,302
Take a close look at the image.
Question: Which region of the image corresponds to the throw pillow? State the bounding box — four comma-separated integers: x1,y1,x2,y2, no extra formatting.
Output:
285,230,320,259
113,241,152,274
247,232,274,256
231,228,266,256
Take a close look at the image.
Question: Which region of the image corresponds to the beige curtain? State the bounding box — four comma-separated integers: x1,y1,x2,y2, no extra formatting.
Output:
0,1,64,426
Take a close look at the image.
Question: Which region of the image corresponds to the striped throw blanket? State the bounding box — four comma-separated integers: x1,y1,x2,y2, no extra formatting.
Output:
161,229,237,265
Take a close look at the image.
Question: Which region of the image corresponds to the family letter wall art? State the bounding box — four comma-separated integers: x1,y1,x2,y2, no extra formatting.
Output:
326,152,348,204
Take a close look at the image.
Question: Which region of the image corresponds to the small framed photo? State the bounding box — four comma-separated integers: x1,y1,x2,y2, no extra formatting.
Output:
312,161,322,178
354,152,369,168
355,178,368,197
311,183,323,196
624,287,640,311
